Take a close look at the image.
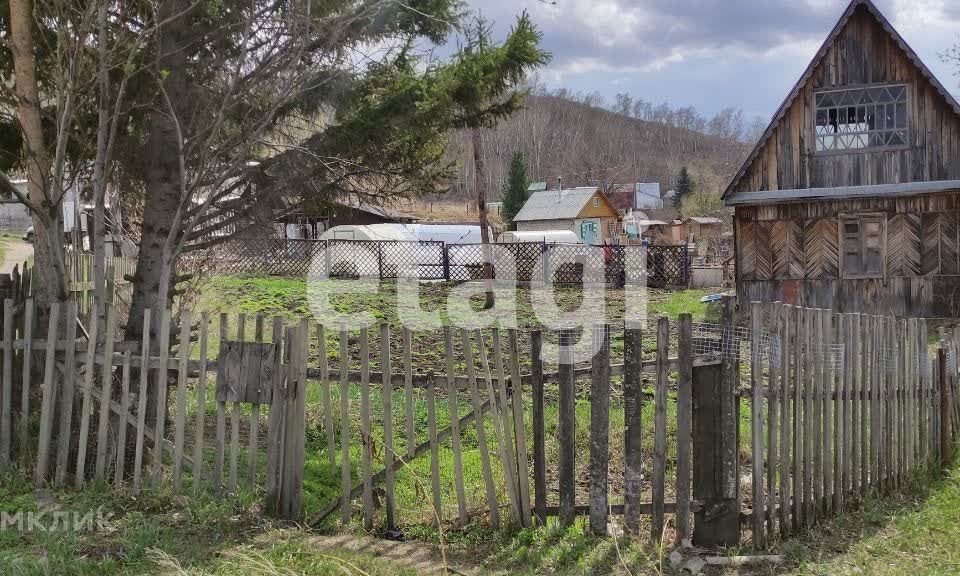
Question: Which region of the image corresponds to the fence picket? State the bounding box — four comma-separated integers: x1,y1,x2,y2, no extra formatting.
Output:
651,317,669,542
228,314,244,493
54,302,78,486
193,312,209,492
0,299,13,472
320,325,335,468
381,324,396,530
589,323,611,536
339,326,351,526
403,327,415,461
34,301,61,487
132,309,152,494
870,316,880,489
18,299,33,467
508,329,532,528
264,318,284,512
802,307,814,525
214,313,228,491
151,308,171,485
792,305,802,531
114,351,132,487
360,327,374,531
558,328,576,528
750,302,765,547
173,311,191,491
765,303,781,537
443,326,467,525
95,304,118,481
676,314,693,543
462,329,498,528
531,329,546,526
779,305,791,537
623,326,643,533
492,328,520,519
247,314,264,488
427,374,442,525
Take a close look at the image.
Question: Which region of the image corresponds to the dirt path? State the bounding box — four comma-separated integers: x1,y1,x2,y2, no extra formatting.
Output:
0,238,33,274
309,534,485,576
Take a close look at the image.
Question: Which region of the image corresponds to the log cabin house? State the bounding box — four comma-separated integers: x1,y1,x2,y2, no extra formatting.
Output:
723,0,960,317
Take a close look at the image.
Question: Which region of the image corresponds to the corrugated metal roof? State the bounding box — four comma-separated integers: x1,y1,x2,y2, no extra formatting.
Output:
686,217,723,225
726,180,960,206
513,187,599,222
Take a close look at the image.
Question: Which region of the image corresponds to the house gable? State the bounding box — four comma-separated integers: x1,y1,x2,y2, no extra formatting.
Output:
724,0,960,201
576,191,620,219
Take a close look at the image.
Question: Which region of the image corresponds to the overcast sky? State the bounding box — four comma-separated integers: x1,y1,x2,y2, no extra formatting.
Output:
460,0,960,121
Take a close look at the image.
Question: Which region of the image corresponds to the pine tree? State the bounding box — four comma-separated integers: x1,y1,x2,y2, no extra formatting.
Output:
501,151,530,230
674,166,695,210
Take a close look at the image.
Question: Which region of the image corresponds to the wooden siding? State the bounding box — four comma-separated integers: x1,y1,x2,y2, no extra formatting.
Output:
731,5,960,196
736,193,960,316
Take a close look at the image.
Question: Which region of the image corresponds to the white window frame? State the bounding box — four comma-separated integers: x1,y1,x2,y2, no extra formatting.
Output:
814,84,909,154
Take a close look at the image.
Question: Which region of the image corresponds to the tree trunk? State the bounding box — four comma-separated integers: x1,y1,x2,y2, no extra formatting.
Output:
472,129,494,309
92,0,110,343
9,0,68,308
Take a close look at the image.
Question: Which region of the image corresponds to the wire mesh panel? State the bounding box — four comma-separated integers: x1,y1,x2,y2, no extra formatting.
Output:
377,241,446,280
210,237,328,276
646,245,689,287
446,243,486,281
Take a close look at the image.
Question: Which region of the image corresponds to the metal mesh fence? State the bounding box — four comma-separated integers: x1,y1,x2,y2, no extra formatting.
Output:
203,237,691,287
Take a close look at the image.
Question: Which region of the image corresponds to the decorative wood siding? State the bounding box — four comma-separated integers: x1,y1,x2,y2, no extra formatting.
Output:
731,6,960,195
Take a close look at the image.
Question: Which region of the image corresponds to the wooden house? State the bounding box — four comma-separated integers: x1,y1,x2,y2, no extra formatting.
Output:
723,0,960,317
514,187,621,245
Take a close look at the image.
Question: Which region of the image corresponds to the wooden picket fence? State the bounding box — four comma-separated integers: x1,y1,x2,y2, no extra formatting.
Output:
0,301,307,519
746,302,960,548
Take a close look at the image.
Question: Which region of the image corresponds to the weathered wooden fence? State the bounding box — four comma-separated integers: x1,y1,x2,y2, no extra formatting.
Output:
0,301,307,519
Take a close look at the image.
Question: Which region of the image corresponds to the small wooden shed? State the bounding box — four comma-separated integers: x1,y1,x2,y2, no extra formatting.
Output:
723,0,960,317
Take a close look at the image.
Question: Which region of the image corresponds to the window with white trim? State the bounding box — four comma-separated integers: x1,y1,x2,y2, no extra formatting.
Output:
815,84,908,152
842,216,884,277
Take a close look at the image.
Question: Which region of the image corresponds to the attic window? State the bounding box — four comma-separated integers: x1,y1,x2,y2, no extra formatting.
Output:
815,85,908,152
593,197,600,207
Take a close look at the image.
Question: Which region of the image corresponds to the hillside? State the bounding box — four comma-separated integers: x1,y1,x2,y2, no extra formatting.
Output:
440,90,758,215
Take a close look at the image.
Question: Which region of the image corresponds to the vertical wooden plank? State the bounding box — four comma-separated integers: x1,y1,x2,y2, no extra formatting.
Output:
264,318,284,513
18,299,33,467
151,308,171,485
823,310,834,513
402,327,415,461
228,314,244,493
508,329,532,528
193,312,209,493
247,314,264,488
132,309,152,494
54,302,78,486
812,309,823,518
443,326,467,525
381,323,396,530
339,326,351,526
870,316,881,489
765,303,781,537
0,299,13,471
832,313,844,511
652,317,669,542
558,328,576,527
319,325,335,468
779,304,791,537
530,329,546,526
588,323,611,536
850,314,860,497
95,304,118,481
213,313,228,491
360,327,374,530
676,314,694,544
113,351,132,487
463,329,498,528
623,325,644,533
173,311,192,491
750,303,766,547
802,307,814,524
34,301,61,487
427,374,442,525
922,319,931,465
476,329,521,524
792,305,802,531
493,328,520,516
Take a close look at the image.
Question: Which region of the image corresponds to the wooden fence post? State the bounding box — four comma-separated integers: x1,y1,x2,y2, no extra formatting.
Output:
531,329,546,526
693,295,740,547
940,346,951,466
623,325,643,533
558,328,576,527
588,323,611,536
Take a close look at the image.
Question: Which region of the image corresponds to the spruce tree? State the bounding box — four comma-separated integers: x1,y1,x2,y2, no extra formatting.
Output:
674,166,695,210
501,151,530,230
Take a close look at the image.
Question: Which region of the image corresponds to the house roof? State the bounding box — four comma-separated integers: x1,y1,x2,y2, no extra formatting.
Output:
726,180,960,206
527,182,548,192
722,0,960,200
605,185,635,212
513,187,601,222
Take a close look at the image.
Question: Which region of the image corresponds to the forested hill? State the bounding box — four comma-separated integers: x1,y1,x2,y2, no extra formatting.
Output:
443,90,763,203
